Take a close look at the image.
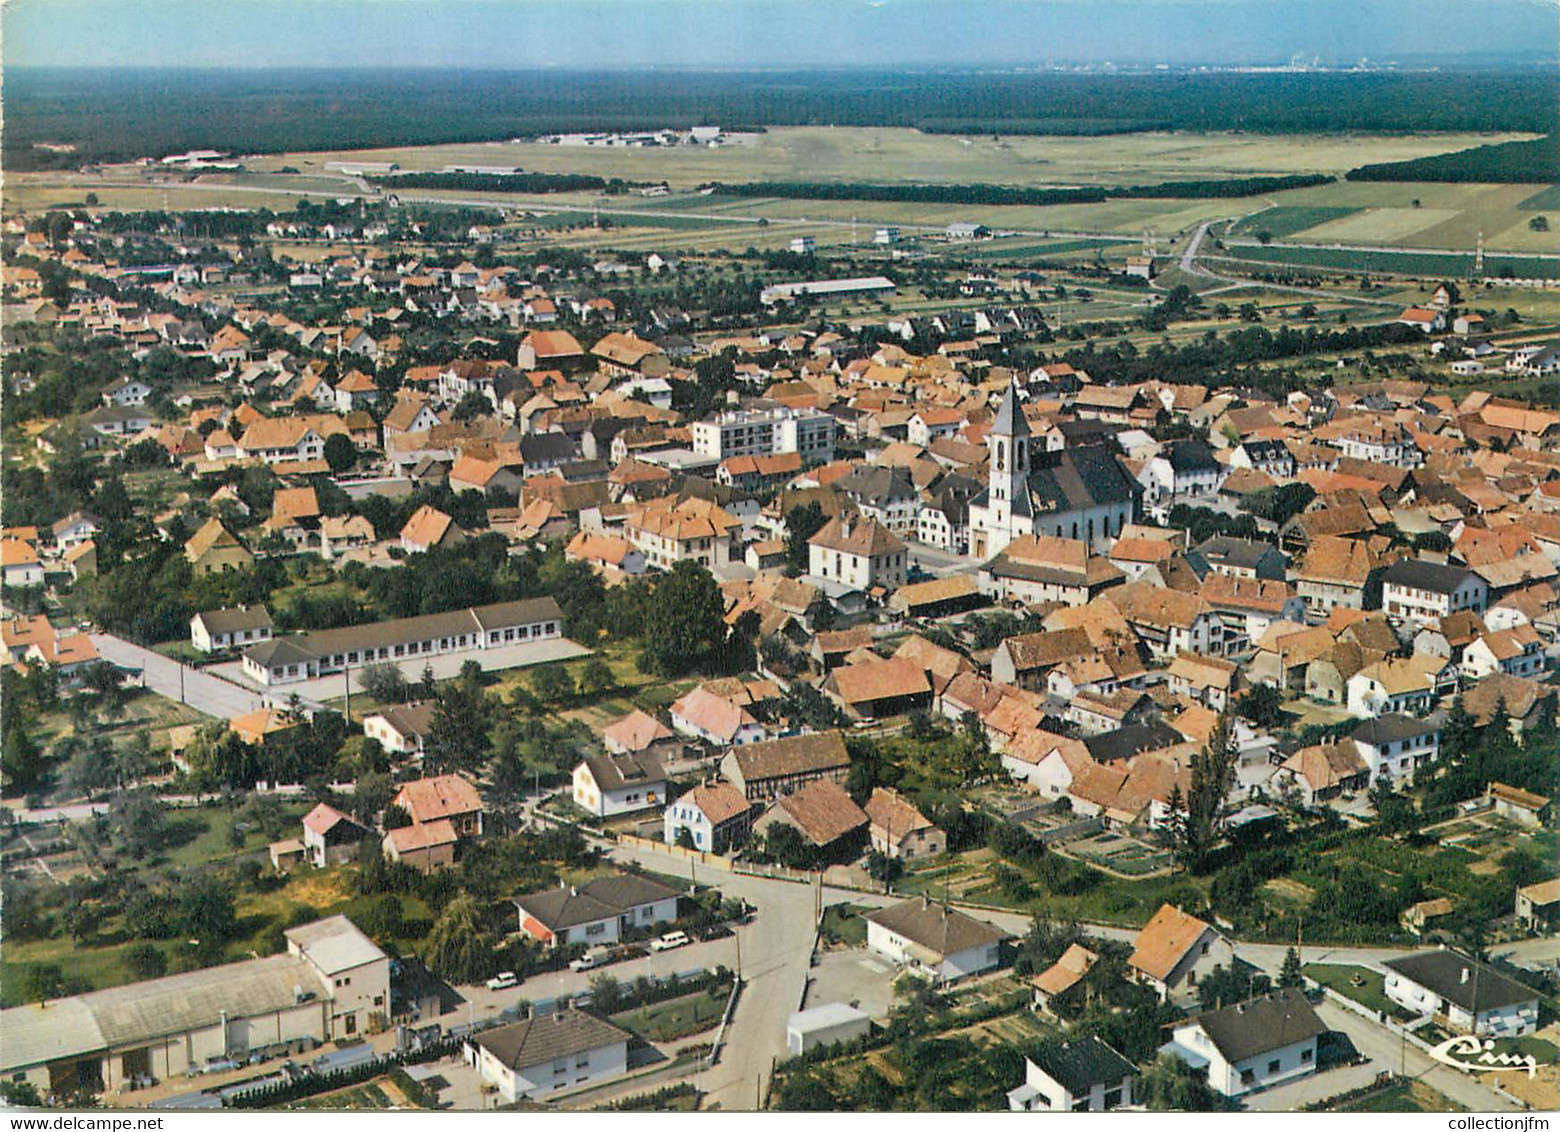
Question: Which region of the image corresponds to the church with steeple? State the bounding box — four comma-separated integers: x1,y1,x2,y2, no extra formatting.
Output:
967,380,1140,559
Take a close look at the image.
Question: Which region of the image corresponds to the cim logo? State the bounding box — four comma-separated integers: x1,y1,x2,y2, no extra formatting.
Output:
1427,1034,1545,1079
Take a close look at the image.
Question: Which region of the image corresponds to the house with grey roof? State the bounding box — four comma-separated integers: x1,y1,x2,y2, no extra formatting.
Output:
570,751,668,817
1162,989,1326,1097
470,1009,631,1102
863,897,1007,984
1008,1035,1136,1111
1383,948,1540,1036
512,874,682,948
190,604,273,653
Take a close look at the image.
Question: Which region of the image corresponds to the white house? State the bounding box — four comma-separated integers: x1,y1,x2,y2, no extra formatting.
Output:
362,703,435,757
1345,656,1454,719
1349,714,1441,787
1382,560,1488,627
1461,626,1545,680
571,752,668,817
190,605,273,653
863,898,1005,984
1382,950,1540,1037
663,781,752,853
1162,991,1326,1097
470,1011,631,1102
1008,1036,1136,1112
1136,440,1224,505
513,874,681,949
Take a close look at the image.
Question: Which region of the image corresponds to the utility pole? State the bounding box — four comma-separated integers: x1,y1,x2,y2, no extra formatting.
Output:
178,662,185,705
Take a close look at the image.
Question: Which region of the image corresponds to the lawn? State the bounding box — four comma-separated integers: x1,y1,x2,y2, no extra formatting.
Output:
819,903,869,947
1303,963,1417,1022
1338,1080,1466,1113
1221,243,1560,279
289,1077,415,1110
611,988,728,1042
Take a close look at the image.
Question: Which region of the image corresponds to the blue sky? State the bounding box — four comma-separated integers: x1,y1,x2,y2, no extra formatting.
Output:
4,0,1555,69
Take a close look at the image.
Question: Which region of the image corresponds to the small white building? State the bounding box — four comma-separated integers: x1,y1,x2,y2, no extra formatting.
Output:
190,605,273,653
1162,990,1325,1097
786,1003,871,1056
470,1010,631,1102
863,898,1005,984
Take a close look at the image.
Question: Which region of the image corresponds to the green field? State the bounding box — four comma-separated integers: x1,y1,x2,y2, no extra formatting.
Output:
239,128,1534,190
1220,244,1560,279
1231,206,1363,238
1518,185,1560,210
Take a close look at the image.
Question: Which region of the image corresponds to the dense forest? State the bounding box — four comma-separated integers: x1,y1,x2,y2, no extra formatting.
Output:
1346,132,1560,184
708,174,1333,207
373,171,655,195
5,68,1557,170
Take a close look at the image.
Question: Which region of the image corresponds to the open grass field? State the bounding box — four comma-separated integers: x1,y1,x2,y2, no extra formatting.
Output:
1219,244,1560,279
10,127,1548,258
238,128,1534,189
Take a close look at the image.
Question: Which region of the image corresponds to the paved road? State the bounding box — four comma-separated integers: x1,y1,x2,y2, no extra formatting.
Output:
91,632,268,718
1178,219,1402,309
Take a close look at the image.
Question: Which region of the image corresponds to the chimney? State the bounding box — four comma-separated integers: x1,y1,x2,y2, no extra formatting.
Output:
1461,967,1470,984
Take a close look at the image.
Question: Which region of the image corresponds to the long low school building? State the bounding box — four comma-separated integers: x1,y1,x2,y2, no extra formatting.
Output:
241,597,564,686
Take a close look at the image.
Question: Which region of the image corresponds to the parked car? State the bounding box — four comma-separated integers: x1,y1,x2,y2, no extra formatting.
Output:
485,971,518,990
650,930,689,952
569,950,606,972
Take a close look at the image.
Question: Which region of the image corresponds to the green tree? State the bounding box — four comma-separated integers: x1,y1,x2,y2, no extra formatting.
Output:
124,942,168,979
1531,215,1551,233
360,661,409,705
530,664,575,705
1235,684,1284,729
423,893,491,984
323,433,357,475
640,560,730,677
1278,946,1304,988
1139,1053,1223,1111
783,501,828,575
589,971,622,1013
179,873,237,948
1178,711,1237,870
1443,694,1477,759
425,680,492,774
25,964,64,1004
578,657,616,698
382,803,412,830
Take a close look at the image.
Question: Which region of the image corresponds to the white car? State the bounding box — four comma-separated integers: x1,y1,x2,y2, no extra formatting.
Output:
485,971,518,990
649,931,689,952
569,950,606,972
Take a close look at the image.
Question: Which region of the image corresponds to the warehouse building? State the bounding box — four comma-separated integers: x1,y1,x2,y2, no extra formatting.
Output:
0,917,388,1098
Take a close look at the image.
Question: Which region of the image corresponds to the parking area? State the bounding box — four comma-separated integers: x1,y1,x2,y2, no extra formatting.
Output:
802,946,900,1021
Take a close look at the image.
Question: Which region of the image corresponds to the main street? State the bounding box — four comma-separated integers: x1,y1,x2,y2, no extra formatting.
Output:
91,632,268,718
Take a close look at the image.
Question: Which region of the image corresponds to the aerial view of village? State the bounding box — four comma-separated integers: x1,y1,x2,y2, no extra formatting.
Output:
0,0,1557,1120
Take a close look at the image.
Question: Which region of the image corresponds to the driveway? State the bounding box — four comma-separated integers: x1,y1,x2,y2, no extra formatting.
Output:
92,632,268,718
